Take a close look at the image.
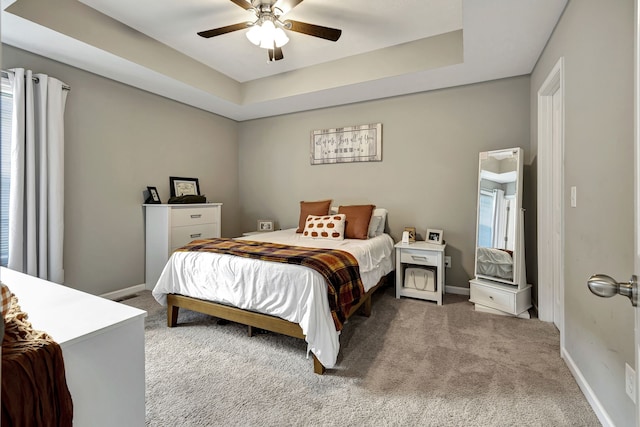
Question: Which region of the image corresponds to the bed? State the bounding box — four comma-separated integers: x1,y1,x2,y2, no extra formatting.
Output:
152,206,395,374
476,246,514,280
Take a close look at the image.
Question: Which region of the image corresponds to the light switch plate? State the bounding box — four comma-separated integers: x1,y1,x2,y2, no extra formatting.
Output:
626,363,636,402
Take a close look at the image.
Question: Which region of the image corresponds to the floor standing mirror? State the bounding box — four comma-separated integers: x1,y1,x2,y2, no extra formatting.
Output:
469,147,532,317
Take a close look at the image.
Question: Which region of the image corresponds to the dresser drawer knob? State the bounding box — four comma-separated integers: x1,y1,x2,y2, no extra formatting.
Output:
489,296,494,300
411,256,427,261
190,233,202,238
190,214,202,219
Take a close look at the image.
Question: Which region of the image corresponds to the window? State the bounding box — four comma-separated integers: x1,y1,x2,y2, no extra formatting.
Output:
1,76,12,267
477,189,495,248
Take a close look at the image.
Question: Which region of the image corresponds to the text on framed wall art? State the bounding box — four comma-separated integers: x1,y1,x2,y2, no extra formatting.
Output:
310,123,382,165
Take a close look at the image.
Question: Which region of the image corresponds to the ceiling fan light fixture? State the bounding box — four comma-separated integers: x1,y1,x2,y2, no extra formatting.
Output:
199,0,341,61
273,28,289,47
246,16,290,49
258,19,276,48
246,24,262,45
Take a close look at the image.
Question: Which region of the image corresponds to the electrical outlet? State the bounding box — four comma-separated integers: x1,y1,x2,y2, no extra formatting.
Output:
444,256,451,268
626,363,636,402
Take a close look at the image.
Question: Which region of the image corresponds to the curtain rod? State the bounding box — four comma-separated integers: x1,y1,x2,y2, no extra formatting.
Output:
1,70,71,91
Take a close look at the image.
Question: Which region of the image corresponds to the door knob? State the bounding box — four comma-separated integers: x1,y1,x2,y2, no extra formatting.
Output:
587,274,638,306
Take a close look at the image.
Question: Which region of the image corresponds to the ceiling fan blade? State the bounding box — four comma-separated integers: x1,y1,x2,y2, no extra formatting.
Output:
197,22,250,38
229,0,253,10
285,20,342,42
273,0,304,15
273,46,284,61
267,47,284,62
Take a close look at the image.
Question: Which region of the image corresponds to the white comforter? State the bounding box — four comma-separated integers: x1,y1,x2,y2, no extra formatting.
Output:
152,228,395,368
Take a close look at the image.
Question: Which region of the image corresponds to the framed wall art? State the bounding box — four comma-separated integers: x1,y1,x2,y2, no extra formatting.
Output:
310,123,382,165
169,177,200,197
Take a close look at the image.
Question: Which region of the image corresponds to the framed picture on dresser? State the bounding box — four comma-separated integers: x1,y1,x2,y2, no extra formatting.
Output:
145,186,161,204
169,177,200,197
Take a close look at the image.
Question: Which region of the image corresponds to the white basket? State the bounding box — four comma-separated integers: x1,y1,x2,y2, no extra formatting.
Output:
404,267,436,292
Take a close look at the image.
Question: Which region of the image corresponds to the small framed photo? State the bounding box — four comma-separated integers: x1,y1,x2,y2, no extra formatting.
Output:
404,226,416,243
426,229,444,244
169,177,200,197
257,220,274,232
145,186,161,204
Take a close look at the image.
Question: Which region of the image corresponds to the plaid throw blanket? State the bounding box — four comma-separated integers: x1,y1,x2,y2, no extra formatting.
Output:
175,238,365,330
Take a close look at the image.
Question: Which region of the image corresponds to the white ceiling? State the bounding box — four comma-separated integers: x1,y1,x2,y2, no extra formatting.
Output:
79,0,464,83
1,0,567,121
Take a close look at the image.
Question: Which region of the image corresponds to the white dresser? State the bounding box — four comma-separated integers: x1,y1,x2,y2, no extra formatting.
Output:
144,203,222,289
2,267,147,427
469,279,531,317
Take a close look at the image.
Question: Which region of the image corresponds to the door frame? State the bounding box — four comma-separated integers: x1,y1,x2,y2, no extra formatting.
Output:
634,0,640,423
537,57,565,351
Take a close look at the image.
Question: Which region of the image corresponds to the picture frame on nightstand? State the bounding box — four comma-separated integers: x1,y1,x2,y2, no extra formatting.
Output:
426,229,444,244
403,227,416,243
257,220,274,232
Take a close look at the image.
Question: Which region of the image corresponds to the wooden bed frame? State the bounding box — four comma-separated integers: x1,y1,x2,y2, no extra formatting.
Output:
166,273,391,374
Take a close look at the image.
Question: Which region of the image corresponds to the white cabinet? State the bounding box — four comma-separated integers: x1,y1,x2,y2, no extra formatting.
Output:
469,279,531,317
144,203,222,289
2,267,147,427
395,241,446,305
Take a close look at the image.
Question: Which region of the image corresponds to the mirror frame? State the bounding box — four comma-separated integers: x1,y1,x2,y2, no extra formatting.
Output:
473,147,525,286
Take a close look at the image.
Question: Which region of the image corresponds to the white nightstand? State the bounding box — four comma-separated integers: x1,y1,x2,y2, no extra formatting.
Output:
395,241,447,305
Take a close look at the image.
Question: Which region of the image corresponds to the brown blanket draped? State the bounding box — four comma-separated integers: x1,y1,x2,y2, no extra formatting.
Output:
2,295,73,427
175,238,365,330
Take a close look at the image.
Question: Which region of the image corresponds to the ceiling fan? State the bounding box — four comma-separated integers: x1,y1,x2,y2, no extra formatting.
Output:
197,0,342,62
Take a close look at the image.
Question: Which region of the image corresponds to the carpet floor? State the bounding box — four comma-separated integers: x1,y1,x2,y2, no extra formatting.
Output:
121,285,600,426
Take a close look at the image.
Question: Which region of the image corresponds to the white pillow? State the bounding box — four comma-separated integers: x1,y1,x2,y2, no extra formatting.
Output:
331,206,388,237
368,215,382,238
301,214,346,240
372,208,388,235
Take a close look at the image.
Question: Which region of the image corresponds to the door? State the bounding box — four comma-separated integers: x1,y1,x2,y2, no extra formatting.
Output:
589,3,640,423
537,57,565,338
551,82,564,332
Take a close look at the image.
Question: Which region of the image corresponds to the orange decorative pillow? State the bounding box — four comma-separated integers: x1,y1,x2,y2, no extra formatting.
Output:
338,204,376,239
296,200,332,233
302,214,346,240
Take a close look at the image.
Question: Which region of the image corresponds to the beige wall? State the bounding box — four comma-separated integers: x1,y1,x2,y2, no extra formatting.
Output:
2,45,240,296
530,0,635,425
238,76,531,288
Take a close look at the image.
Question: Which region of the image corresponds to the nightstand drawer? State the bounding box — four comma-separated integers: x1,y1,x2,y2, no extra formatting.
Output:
400,249,438,266
470,282,515,312
171,224,217,251
171,207,217,227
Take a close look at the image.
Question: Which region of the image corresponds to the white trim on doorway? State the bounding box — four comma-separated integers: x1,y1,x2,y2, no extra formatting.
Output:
633,0,640,424
537,57,565,351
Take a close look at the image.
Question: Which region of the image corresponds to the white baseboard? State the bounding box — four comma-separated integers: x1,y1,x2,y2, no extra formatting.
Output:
445,285,470,296
100,284,146,301
562,348,615,427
